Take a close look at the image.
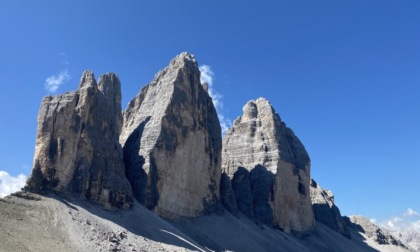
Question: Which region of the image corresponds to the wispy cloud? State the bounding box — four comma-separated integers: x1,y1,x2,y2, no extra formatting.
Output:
407,208,419,216
44,52,71,93
199,65,231,134
0,171,27,198
378,208,420,232
44,70,71,93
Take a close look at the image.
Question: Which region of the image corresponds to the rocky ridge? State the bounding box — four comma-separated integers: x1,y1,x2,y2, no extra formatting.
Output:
393,231,420,252
310,179,350,238
16,52,412,251
346,216,408,250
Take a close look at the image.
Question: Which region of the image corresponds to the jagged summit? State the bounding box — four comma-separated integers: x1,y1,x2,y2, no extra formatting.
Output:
173,51,196,62
149,52,197,81
78,70,96,88
25,71,132,210
241,97,274,118
120,52,203,144
224,97,310,175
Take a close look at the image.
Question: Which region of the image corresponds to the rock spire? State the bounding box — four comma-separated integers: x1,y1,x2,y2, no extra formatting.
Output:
26,71,133,210
120,52,222,218
222,98,315,233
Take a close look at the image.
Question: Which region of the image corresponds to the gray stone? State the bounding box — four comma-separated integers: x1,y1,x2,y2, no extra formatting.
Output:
219,172,238,216
346,216,407,248
222,98,315,233
120,52,222,219
310,179,350,238
26,71,133,210
249,165,275,225
392,231,420,252
231,167,254,219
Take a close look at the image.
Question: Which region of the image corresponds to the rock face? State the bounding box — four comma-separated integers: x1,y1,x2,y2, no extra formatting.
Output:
310,179,350,238
346,216,407,248
120,52,222,219
219,173,239,216
222,98,315,233
393,231,420,252
26,71,133,210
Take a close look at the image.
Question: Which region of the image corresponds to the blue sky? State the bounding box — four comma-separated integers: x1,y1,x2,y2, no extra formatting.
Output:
1,1,419,230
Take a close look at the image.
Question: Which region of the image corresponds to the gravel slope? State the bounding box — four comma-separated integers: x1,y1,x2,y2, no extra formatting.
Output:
0,192,203,252
0,191,412,252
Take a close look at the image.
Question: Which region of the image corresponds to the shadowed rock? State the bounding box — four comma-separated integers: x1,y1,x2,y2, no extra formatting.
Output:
220,172,239,216
310,179,350,238
231,167,254,219
26,71,133,210
120,52,222,219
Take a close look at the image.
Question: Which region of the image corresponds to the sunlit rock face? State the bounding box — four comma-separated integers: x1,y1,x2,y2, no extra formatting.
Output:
26,71,133,210
222,98,315,233
120,52,222,219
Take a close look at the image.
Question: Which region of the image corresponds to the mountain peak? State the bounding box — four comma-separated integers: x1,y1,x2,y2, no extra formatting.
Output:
242,97,276,120
26,71,132,210
223,97,315,233
79,70,97,89
120,52,222,219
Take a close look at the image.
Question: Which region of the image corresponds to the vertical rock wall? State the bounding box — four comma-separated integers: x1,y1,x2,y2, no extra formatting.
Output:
26,71,133,210
120,52,222,219
222,98,315,233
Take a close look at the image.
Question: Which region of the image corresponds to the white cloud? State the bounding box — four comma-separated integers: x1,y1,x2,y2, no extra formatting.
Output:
406,208,418,216
199,65,232,134
379,208,420,232
44,70,71,93
0,171,27,198
199,65,213,87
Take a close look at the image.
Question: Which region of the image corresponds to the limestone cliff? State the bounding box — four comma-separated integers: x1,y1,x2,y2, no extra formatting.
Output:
120,52,222,219
26,71,133,210
222,98,315,233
